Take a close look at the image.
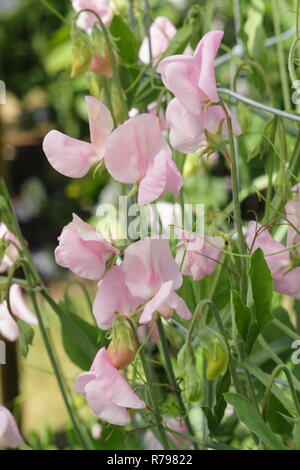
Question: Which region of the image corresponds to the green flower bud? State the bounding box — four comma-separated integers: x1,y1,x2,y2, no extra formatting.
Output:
204,342,228,381
107,317,137,369
71,30,92,78
178,345,203,403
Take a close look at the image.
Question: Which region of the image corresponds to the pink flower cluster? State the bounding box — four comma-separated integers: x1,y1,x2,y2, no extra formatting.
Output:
157,31,241,155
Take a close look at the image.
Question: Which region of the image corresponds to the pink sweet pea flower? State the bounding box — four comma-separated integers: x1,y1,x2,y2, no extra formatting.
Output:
104,114,183,204
0,405,24,449
71,0,113,32
0,223,20,273
43,96,113,178
176,230,224,281
54,213,119,280
74,347,146,425
0,284,37,342
93,265,142,330
246,221,300,299
122,239,191,324
157,30,224,115
139,16,177,65
286,183,300,255
166,98,241,154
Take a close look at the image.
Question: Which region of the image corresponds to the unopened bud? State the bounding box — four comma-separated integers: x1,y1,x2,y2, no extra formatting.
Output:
71,30,92,78
107,317,137,369
204,341,228,381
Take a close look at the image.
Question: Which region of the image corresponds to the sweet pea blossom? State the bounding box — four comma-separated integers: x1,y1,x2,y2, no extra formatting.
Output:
122,239,192,324
139,16,177,65
104,114,183,204
157,30,224,115
286,183,300,255
0,405,24,450
74,347,146,425
246,222,300,299
176,230,225,281
54,213,119,280
43,96,113,178
71,0,113,32
166,98,241,154
0,223,19,273
93,265,142,330
0,284,37,342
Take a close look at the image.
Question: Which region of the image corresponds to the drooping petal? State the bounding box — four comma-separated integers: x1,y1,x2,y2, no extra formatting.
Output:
195,30,224,103
93,266,142,330
55,213,119,280
74,372,96,393
123,239,182,299
139,281,174,324
166,291,192,320
43,130,95,178
85,96,113,159
104,114,164,184
84,380,131,426
0,302,20,342
0,405,24,450
9,284,38,326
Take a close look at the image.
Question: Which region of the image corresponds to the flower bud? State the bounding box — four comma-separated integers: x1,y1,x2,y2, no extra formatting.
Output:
71,31,92,78
178,345,203,403
107,317,137,369
204,341,228,381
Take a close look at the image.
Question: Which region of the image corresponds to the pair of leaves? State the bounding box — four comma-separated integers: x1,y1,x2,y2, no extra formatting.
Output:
232,248,274,356
224,393,286,450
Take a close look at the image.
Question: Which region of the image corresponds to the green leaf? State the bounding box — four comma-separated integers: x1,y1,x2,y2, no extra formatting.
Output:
202,369,231,435
109,15,138,64
58,298,106,370
243,361,295,414
224,392,286,449
160,23,193,59
17,318,35,357
249,248,274,332
244,0,266,65
231,289,253,343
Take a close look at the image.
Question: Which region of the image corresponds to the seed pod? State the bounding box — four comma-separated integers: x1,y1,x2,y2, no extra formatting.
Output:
204,341,228,381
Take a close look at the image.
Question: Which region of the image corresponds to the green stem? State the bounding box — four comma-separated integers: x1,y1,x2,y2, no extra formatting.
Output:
74,9,128,122
156,316,199,450
219,101,248,302
127,319,171,450
23,264,88,449
271,0,292,112
262,365,300,422
273,318,300,341
202,0,215,35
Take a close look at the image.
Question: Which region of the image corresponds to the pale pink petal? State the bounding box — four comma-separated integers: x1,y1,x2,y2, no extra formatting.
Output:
55,213,118,280
139,281,174,324
195,30,224,103
9,284,37,326
90,348,146,409
104,114,163,183
43,130,95,178
138,151,167,204
123,239,182,299
139,16,176,64
0,223,20,273
84,380,131,425
71,0,113,31
0,406,24,449
93,266,142,330
0,302,20,342
166,291,192,320
286,200,300,252
74,372,96,393
85,96,113,159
